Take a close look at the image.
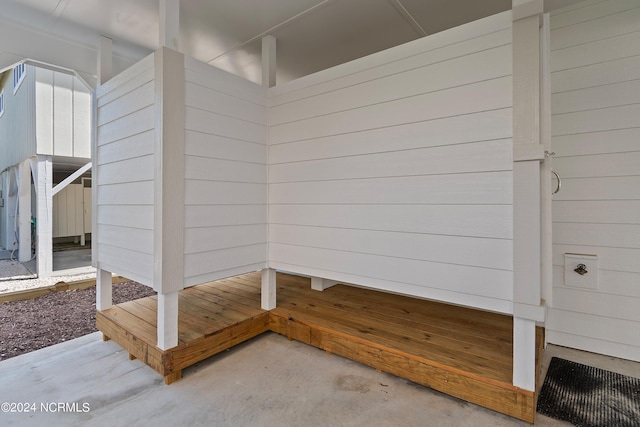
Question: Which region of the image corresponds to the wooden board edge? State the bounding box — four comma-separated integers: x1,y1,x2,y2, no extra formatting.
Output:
269,313,535,423
163,312,270,373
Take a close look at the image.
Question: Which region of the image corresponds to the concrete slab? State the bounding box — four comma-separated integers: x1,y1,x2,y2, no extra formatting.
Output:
53,249,92,273
0,260,36,281
3,332,622,427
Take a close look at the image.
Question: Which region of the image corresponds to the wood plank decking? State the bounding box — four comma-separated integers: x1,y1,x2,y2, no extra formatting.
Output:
96,271,543,423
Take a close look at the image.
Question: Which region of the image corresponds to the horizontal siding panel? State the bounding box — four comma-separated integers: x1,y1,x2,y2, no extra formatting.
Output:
270,172,512,205
97,154,154,185
185,181,267,205
185,81,266,125
550,0,640,30
553,266,640,298
184,263,266,288
551,55,640,93
551,31,640,72
545,330,640,363
269,204,513,239
269,243,513,301
553,223,640,248
184,244,267,278
185,58,266,106
269,139,512,183
553,200,640,224
97,181,154,206
185,131,267,163
269,12,511,100
552,286,640,322
184,205,267,228
97,205,154,230
184,224,266,254
270,108,512,163
98,243,153,284
552,128,640,157
553,176,640,201
547,309,640,347
553,244,640,274
269,29,511,106
551,6,640,50
97,131,154,166
270,77,512,145
96,53,153,102
552,104,640,136
184,156,266,183
270,261,512,314
270,224,512,270
269,45,511,126
552,151,640,178
98,80,154,126
98,224,153,255
97,105,155,146
551,80,640,114
185,106,266,144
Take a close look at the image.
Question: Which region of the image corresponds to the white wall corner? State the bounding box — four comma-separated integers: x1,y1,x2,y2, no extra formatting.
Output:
153,47,185,294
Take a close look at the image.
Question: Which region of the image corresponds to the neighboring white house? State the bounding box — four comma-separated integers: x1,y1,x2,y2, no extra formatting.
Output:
0,62,92,277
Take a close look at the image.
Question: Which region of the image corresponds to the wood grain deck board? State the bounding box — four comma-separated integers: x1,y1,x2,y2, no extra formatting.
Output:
96,272,540,423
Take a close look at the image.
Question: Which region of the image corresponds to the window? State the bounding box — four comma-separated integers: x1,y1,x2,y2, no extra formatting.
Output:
13,63,25,93
0,90,4,118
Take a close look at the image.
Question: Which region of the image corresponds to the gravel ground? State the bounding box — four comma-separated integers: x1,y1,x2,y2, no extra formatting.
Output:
0,281,156,361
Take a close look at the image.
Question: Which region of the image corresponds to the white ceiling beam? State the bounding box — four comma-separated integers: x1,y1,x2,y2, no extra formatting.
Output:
159,0,180,50
388,0,428,37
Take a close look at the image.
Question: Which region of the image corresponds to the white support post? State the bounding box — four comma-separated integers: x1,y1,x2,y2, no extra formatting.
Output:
158,291,179,350
511,0,544,392
261,268,276,310
97,36,113,85
311,277,338,291
34,156,53,277
153,44,185,349
96,268,113,311
513,317,537,391
159,0,180,50
3,169,18,252
93,36,112,271
262,35,276,88
18,160,31,263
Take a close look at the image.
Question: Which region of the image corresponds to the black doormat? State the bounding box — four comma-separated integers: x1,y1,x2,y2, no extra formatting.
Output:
537,357,640,427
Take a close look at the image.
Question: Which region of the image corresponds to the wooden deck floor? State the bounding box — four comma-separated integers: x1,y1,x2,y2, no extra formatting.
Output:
96,271,543,423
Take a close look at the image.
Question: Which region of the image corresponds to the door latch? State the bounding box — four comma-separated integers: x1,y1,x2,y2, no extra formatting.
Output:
574,264,588,275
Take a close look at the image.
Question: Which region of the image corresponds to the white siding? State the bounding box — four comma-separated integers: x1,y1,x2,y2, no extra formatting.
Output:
0,65,36,172
34,69,91,159
95,54,155,285
183,57,268,286
548,0,640,362
52,183,83,238
267,12,514,314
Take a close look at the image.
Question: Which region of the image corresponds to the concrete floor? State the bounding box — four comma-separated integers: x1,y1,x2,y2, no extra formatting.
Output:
1,332,638,426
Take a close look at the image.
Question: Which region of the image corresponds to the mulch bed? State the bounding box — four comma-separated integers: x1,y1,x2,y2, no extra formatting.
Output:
0,282,156,361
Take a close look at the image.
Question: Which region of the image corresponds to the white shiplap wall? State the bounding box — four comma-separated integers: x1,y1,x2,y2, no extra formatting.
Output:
35,68,91,159
267,12,514,314
183,57,268,287
96,54,155,286
0,65,36,173
52,183,83,238
548,0,640,361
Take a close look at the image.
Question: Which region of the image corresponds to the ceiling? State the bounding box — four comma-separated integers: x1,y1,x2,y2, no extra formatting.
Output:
0,0,582,87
